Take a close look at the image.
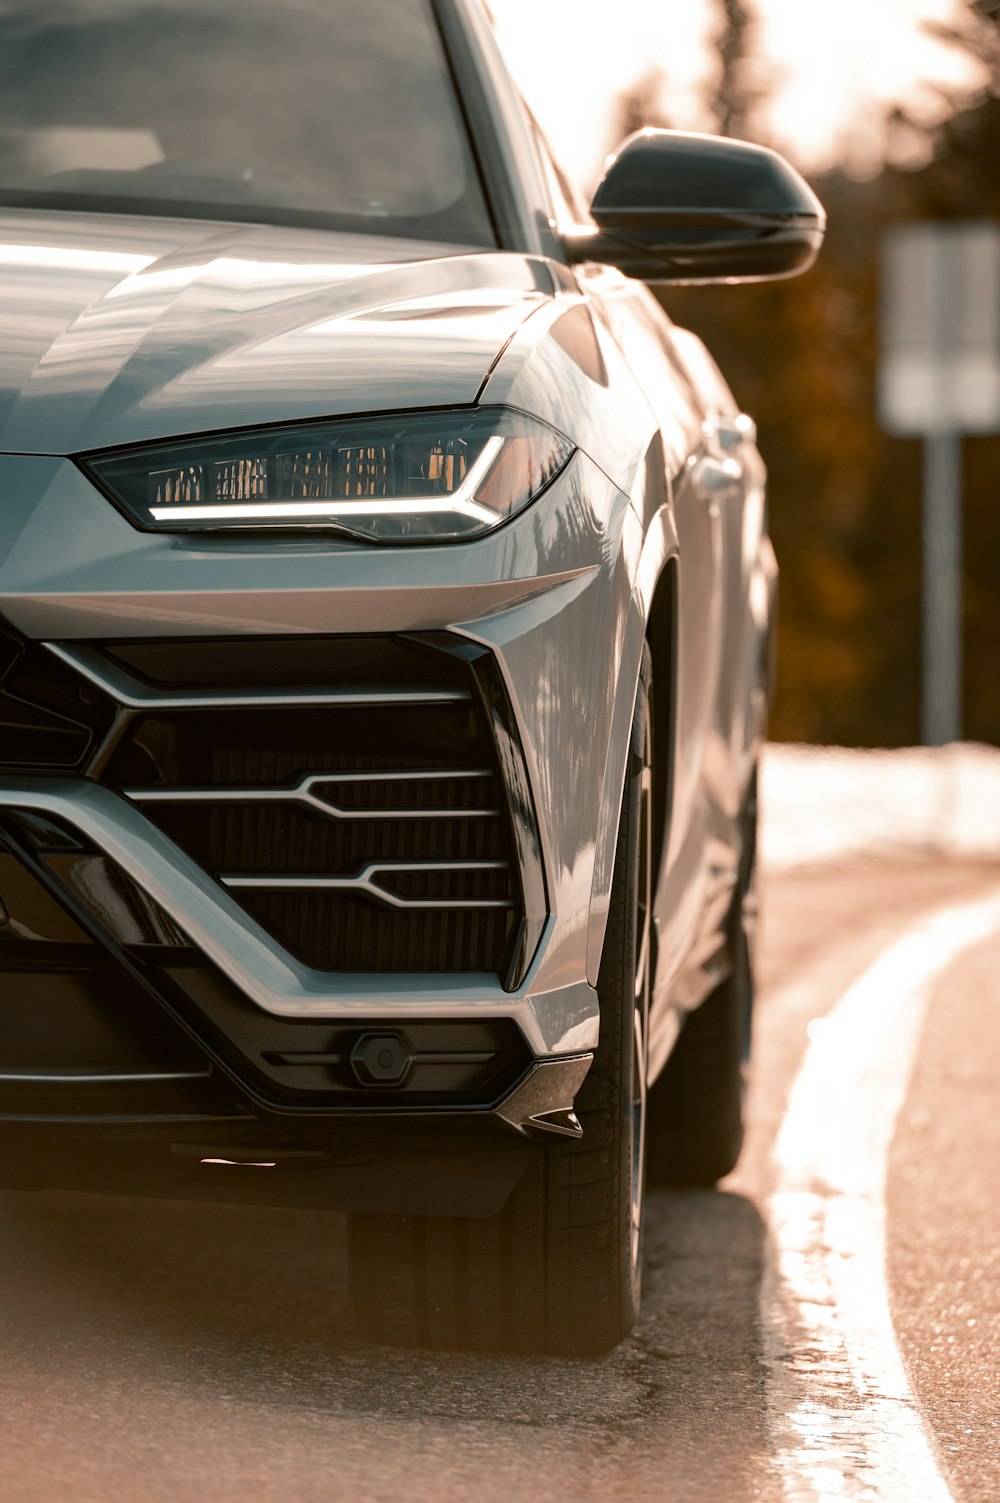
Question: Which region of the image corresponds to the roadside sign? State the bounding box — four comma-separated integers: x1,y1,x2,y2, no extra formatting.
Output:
880,221,1000,435
879,221,1000,746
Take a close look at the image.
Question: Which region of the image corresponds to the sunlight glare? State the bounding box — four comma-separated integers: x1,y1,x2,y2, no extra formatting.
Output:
489,0,987,186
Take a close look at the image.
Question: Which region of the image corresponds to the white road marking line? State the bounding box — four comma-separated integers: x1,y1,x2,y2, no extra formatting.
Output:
763,890,1000,1502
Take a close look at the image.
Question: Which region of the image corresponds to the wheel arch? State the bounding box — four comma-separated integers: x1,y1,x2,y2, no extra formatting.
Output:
644,552,678,916
586,526,679,987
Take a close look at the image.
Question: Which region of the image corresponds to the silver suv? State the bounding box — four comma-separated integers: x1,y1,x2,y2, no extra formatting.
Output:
0,0,822,1354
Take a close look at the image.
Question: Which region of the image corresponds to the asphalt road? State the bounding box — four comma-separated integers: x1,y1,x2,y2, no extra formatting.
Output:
1,857,997,1503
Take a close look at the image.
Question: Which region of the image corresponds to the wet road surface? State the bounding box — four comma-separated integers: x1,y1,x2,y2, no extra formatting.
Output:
1,857,997,1502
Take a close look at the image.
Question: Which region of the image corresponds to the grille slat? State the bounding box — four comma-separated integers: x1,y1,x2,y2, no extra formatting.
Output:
124,768,501,820
221,859,513,910
46,643,471,711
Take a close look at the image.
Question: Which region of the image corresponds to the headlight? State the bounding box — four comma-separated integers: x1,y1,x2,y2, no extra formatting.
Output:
79,407,574,543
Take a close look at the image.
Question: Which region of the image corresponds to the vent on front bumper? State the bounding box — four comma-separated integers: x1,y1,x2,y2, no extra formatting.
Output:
91,636,523,977
0,814,532,1116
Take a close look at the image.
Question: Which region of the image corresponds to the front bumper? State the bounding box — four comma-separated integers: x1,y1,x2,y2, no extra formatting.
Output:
0,785,592,1212
0,631,598,1174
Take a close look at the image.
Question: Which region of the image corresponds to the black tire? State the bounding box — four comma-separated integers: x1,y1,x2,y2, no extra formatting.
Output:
644,769,757,1187
346,646,654,1356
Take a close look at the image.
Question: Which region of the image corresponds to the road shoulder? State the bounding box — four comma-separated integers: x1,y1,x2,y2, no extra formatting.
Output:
888,928,1000,1502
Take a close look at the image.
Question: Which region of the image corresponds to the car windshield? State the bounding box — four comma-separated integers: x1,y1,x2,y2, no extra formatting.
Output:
0,0,495,246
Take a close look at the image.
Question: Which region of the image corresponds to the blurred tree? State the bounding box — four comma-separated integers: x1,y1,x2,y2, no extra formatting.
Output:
613,67,673,140
612,1,765,145
925,0,1000,79
709,0,762,137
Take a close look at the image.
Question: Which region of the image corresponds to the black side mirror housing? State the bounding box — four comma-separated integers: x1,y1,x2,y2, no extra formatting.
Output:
568,129,825,284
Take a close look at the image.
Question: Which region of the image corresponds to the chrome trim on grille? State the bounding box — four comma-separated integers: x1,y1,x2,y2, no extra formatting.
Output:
124,768,499,820
44,643,470,710
220,859,513,910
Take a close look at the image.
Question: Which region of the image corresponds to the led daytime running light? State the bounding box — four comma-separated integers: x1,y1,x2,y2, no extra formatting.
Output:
148,435,506,524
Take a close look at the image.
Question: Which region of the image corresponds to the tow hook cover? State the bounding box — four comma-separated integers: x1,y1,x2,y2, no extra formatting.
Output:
350,1033,413,1088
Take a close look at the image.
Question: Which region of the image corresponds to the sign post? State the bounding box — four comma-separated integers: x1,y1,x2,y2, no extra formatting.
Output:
879,221,1000,746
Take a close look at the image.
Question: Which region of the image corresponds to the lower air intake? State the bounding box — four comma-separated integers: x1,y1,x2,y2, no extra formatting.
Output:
96,636,522,976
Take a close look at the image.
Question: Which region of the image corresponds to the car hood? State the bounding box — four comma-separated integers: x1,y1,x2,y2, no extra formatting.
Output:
0,209,554,454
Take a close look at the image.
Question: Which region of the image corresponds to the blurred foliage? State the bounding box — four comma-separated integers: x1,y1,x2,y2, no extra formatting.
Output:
709,0,760,137
615,66,673,137
611,5,1000,746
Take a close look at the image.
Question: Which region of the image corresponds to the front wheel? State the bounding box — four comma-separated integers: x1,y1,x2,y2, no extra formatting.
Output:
346,646,654,1356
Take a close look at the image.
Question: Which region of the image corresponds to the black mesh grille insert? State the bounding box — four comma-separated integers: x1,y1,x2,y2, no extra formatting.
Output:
149,801,509,873
96,636,521,976
238,890,514,973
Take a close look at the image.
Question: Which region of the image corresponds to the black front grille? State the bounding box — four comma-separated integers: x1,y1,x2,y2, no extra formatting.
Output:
95,636,522,976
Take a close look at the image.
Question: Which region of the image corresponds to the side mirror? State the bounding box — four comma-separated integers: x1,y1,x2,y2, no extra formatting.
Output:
568,129,825,284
